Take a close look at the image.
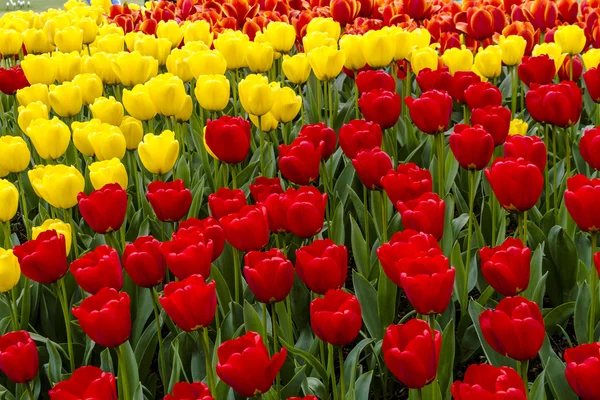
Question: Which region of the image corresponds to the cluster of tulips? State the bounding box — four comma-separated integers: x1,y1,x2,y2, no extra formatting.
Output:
2,0,600,399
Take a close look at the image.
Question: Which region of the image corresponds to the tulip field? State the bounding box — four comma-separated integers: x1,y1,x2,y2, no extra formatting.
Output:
3,0,600,399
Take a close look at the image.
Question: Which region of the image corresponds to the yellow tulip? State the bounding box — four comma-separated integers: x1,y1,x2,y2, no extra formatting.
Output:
263,21,295,53
54,26,83,53
282,54,311,84
49,81,82,118
441,46,473,74
306,17,340,40
0,136,30,173
182,41,209,53
88,123,126,161
32,219,72,255
339,34,366,71
72,73,103,105
72,119,97,157
89,96,124,126
122,84,157,121
412,28,432,50
213,30,250,70
308,46,346,81
189,49,228,77
0,249,20,293
28,164,84,209
509,119,528,136
303,32,337,53
166,49,194,82
120,117,143,150
88,158,128,190
473,45,502,79
77,17,98,45
238,74,275,116
18,101,49,133
98,24,123,37
43,14,70,45
247,41,274,73
111,51,158,87
195,74,230,111
82,52,120,85
411,46,439,75
250,112,278,132
386,26,414,61
138,130,179,175
0,29,22,56
134,36,171,66
0,180,18,223
96,33,124,53
16,84,49,108
22,28,55,54
52,51,82,83
554,25,586,55
91,0,111,12
271,86,302,123
583,48,600,70
362,30,395,68
533,42,566,72
21,54,57,85
499,35,527,66
157,20,184,49
146,73,188,117
175,95,193,122
184,20,212,47
125,31,145,51
26,117,71,160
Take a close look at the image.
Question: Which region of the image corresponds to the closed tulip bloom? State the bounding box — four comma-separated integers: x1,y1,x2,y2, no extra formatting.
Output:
216,331,287,397
356,70,395,94
557,55,583,82
177,218,225,262
188,49,227,77
49,366,117,399
72,288,131,348
21,54,57,85
451,364,526,400
0,180,17,223
72,73,103,106
271,86,302,123
295,239,347,295
580,128,600,170
518,55,556,88
411,47,439,75
70,245,123,294
119,117,143,150
480,238,531,297
250,112,279,132
449,124,495,170
583,49,600,71
308,46,346,82
97,34,124,54
377,229,442,274
246,41,274,73
0,66,28,96
26,117,70,160
0,136,29,173
303,33,336,54
145,74,187,116
134,36,172,66
85,123,126,161
82,52,120,85
554,25,586,55
340,34,366,71
400,256,455,315
162,228,213,280
383,318,441,389
278,139,323,185
480,296,544,360
23,29,54,54
213,30,250,70
359,89,401,129
307,17,341,40
54,26,83,52
244,248,294,303
405,90,453,135
397,192,445,240
298,123,337,159
166,49,194,83
381,163,432,205
48,81,82,118
270,186,327,237
160,275,216,331
208,188,246,221
526,81,582,127
238,74,275,117
28,164,84,209
498,35,526,66
78,183,127,234
16,84,49,107
147,180,192,222
176,97,193,122
205,116,251,164
262,21,294,52
249,177,283,203
122,84,157,121
473,45,503,79
504,135,547,173
450,71,481,104
184,20,212,46
311,290,362,345
564,175,600,232
89,96,123,126
52,51,81,83
361,29,395,68
195,75,230,112
464,81,502,111
0,331,38,384
339,119,382,158
220,205,270,252
32,219,72,256
509,119,528,136
111,51,157,87
485,157,543,213
138,130,179,175
352,147,393,190
282,54,311,84
156,20,183,48
441,46,473,74
13,230,67,284
165,382,214,400
532,43,566,72
584,68,600,103
564,343,600,400
415,67,454,93
77,17,98,45
122,236,165,288
89,158,128,190
0,249,20,293
470,106,511,147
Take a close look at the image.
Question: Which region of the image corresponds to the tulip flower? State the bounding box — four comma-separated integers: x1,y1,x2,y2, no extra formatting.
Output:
532,42,567,72
238,74,275,117
383,318,441,389
0,249,20,293
16,84,49,108
160,275,217,331
455,6,505,40
558,56,583,82
361,29,395,68
450,71,481,103
247,41,274,73
449,124,495,170
146,73,189,117
23,28,54,55
400,255,455,315
213,30,250,70
138,131,179,175
554,25,586,55
356,70,395,94
311,289,362,346
243,248,294,303
120,117,144,150
21,54,57,85
278,139,323,185
265,186,327,237
377,229,442,274
165,382,215,400
411,46,440,75
485,157,544,213
308,46,346,81
28,164,85,209
0,28,22,56
526,82,582,127
147,180,192,223
89,158,128,190
249,177,284,203
352,147,393,190
415,67,453,93
504,135,547,173
32,219,71,255
13,229,67,284
509,119,529,136
405,90,453,135
0,66,29,95
564,175,600,233
298,123,337,159
358,89,401,129
177,218,225,262
271,86,302,123
161,229,213,280
78,183,127,234
381,163,432,206
72,73,103,106
208,188,247,221
518,55,556,87
480,238,531,296
499,35,527,66
0,180,18,223
473,45,502,80
397,192,445,241
441,46,474,75
564,343,600,400
55,26,83,53
339,119,383,159
480,296,545,361
195,75,230,112
584,68,600,103
0,331,38,384
166,49,194,82
263,21,295,52
340,34,367,71
188,50,227,77
583,49,600,71
70,245,123,295
72,288,131,348
122,84,157,121
204,116,251,165
89,96,124,127
220,205,270,252
52,51,82,83
282,54,312,84
122,236,165,289
26,117,71,161
295,239,347,295
48,81,83,118
49,366,117,399
470,106,511,146
451,364,526,400
464,81,502,110
580,128,600,170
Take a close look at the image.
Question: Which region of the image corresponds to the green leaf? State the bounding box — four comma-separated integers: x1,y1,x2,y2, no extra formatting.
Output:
539,335,577,400
333,161,355,205
377,268,397,330
438,319,455,399
523,244,544,301
574,282,591,345
243,300,264,337
279,337,328,381
330,201,345,245
533,272,549,310
167,339,182,394
211,265,232,316
100,347,114,374
187,178,206,220
441,194,455,257
46,340,62,385
350,216,369,277
468,300,516,368
451,242,466,310
530,370,546,400
543,302,575,335
355,371,373,400
117,341,141,400
343,338,373,395
134,323,159,382
548,225,579,300
353,271,383,340
280,365,307,399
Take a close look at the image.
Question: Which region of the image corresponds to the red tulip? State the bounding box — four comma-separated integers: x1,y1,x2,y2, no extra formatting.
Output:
0,331,38,383
205,116,251,164
439,32,462,54
449,124,495,170
455,6,507,40
584,67,600,102
564,174,600,232
356,70,396,94
123,236,165,288
557,0,578,23
480,296,545,361
264,186,327,237
381,163,433,205
298,123,337,159
525,81,582,127
13,230,68,284
503,135,547,173
518,55,556,87
310,289,362,345
558,55,583,82
403,0,435,19
164,382,214,400
249,176,283,203
220,205,270,252
278,138,323,185
451,364,526,400
339,119,383,159
377,229,442,273
396,192,445,241
159,275,217,332
208,188,247,220
502,20,540,55
77,183,127,234
358,89,401,129
295,239,348,295
330,0,360,25
480,238,531,296
405,90,453,135
464,81,503,111
383,318,442,389
352,147,393,190
216,332,287,397
416,67,454,93
469,106,511,147
161,228,213,280
243,248,294,303
0,66,29,95
177,217,225,261
70,245,123,295
579,127,600,170
72,288,131,348
451,71,481,104
485,157,544,213
399,256,455,315
147,180,192,222
49,366,117,400
564,342,600,400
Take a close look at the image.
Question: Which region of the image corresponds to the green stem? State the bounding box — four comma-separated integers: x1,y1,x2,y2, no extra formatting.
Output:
262,303,269,354
3,221,11,249
590,232,598,343
328,80,334,128
231,70,239,116
339,346,346,400
523,211,528,247
56,279,75,372
511,66,518,117
565,127,571,181
381,191,388,243
463,170,475,311
129,152,143,209
552,125,558,218
259,122,265,176
233,249,241,304
230,164,237,189
65,208,79,259
5,292,17,332
17,173,30,238
19,277,30,331
117,344,131,400
363,186,370,270
417,388,424,400
437,133,445,197
24,382,34,400
150,289,167,385
518,360,529,398
271,302,280,395
328,343,339,400
354,76,360,119
544,124,550,214
200,328,216,395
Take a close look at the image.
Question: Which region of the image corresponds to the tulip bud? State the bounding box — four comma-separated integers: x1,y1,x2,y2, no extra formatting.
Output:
0,331,38,384
119,116,143,150
52,51,81,83
54,26,83,53
554,25,586,55
271,86,302,123
247,41,274,73
48,81,82,118
441,46,473,74
306,17,341,40
0,136,30,174
282,54,311,84
509,119,528,136
70,245,123,294
26,117,71,161
157,20,184,49
362,29,395,68
21,54,57,85
146,73,187,117
308,46,346,81
138,130,179,175
452,364,526,399
184,20,212,47
0,180,18,223
49,366,117,399
411,47,439,75
238,74,275,116
311,290,362,345
213,30,250,70
28,164,84,209
195,75,230,112
166,49,194,83
88,158,128,190
72,73,103,105
18,101,48,133
14,230,68,284
565,343,600,400
111,51,158,87
23,28,54,54
263,21,295,53
160,275,217,331
473,45,502,79
499,35,526,66
340,34,367,71
97,33,124,54
122,84,157,121
0,249,20,293
189,50,228,77
16,83,49,107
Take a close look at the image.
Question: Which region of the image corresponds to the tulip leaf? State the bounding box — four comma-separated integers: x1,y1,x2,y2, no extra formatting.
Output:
302,376,328,400
281,365,307,399
530,370,546,400
543,302,575,335
444,151,459,195
134,322,159,382
437,319,455,399
539,335,577,400
83,336,95,366
451,241,466,310
548,225,579,300
353,271,382,340
211,263,232,316
279,337,328,381
187,178,206,220
46,340,62,385
117,341,141,400
167,339,182,394
100,347,114,374
533,272,549,310
131,288,153,347
343,338,373,394
243,300,264,337
441,194,455,257
354,370,373,400
523,244,544,301
377,270,397,332
350,216,369,278
330,201,345,245
574,281,591,344
333,161,355,205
